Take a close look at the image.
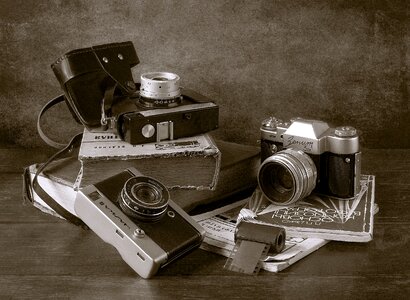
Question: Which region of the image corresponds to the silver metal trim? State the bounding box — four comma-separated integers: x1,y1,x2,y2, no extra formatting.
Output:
140,72,181,100
139,102,217,117
156,121,174,142
75,185,167,278
261,117,360,155
354,152,362,196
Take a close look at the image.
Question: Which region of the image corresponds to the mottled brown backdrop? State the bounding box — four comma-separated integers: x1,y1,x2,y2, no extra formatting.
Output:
1,0,409,148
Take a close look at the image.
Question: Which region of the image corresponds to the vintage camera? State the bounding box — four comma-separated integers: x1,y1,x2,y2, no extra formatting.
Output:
50,42,218,146
110,71,219,145
74,167,205,278
258,117,361,205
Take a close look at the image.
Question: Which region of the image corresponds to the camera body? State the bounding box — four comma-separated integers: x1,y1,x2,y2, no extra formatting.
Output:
259,117,361,205
74,167,205,278
51,42,218,145
111,72,219,145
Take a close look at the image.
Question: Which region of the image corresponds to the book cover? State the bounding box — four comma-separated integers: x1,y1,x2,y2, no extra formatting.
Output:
248,175,376,242
192,200,328,273
77,129,221,190
25,140,260,215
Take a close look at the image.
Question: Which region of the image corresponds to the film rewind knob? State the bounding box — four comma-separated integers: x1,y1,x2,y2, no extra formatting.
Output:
142,124,155,138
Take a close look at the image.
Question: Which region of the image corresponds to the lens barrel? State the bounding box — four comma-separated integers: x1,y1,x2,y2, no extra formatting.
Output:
258,148,317,205
119,176,169,222
139,72,182,107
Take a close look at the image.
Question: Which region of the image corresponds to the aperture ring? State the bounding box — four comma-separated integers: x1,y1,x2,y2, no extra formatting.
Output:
258,148,317,205
138,95,182,108
119,176,170,222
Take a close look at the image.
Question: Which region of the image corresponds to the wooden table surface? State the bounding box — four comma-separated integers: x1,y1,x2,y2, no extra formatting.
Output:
0,148,409,299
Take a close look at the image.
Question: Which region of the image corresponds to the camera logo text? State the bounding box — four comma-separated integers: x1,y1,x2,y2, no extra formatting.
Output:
285,136,314,152
99,201,131,230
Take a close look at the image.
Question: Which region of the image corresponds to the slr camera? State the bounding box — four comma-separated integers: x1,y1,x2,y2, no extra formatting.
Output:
112,72,219,145
258,117,361,205
75,167,205,278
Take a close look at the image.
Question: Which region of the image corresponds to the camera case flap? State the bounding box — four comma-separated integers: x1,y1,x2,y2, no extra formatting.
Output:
74,168,205,278
51,41,139,129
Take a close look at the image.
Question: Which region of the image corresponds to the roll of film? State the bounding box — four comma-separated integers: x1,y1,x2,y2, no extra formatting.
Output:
224,221,286,275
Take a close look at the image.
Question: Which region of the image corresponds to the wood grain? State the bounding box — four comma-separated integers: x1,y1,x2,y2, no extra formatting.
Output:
1,148,409,299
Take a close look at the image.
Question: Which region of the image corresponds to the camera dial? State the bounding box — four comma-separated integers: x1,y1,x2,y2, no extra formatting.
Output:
261,117,280,130
118,176,169,222
334,126,357,137
139,72,182,108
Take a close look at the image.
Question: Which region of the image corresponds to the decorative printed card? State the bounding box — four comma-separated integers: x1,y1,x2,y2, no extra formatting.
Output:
247,175,376,242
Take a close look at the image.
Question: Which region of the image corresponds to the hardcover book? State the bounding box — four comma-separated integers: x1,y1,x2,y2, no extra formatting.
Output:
77,129,221,190
25,140,260,214
246,175,376,242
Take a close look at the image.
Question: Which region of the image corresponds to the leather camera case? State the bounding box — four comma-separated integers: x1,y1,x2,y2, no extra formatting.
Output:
51,41,139,129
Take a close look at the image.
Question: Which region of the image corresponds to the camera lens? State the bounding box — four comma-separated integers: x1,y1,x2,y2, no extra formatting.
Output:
258,148,317,205
118,176,169,222
139,72,182,108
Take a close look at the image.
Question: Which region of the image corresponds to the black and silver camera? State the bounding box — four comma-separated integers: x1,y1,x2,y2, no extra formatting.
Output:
113,71,219,145
50,42,218,145
258,117,361,205
74,167,205,278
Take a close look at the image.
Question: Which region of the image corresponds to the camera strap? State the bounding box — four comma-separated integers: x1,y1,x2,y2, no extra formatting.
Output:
100,81,118,129
32,82,123,227
38,81,120,149
31,95,89,227
23,133,88,228
37,94,75,149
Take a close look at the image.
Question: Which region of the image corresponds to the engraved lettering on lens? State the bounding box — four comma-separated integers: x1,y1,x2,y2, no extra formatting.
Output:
139,72,182,108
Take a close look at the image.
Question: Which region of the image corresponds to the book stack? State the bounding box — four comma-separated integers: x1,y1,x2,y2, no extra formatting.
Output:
76,129,222,191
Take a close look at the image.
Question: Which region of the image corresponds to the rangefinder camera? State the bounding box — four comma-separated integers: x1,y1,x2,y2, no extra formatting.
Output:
258,117,361,205
74,167,205,278
111,72,219,145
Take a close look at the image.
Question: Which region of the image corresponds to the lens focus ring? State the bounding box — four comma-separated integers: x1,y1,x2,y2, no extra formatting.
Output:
140,72,181,100
119,176,169,222
258,148,317,205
